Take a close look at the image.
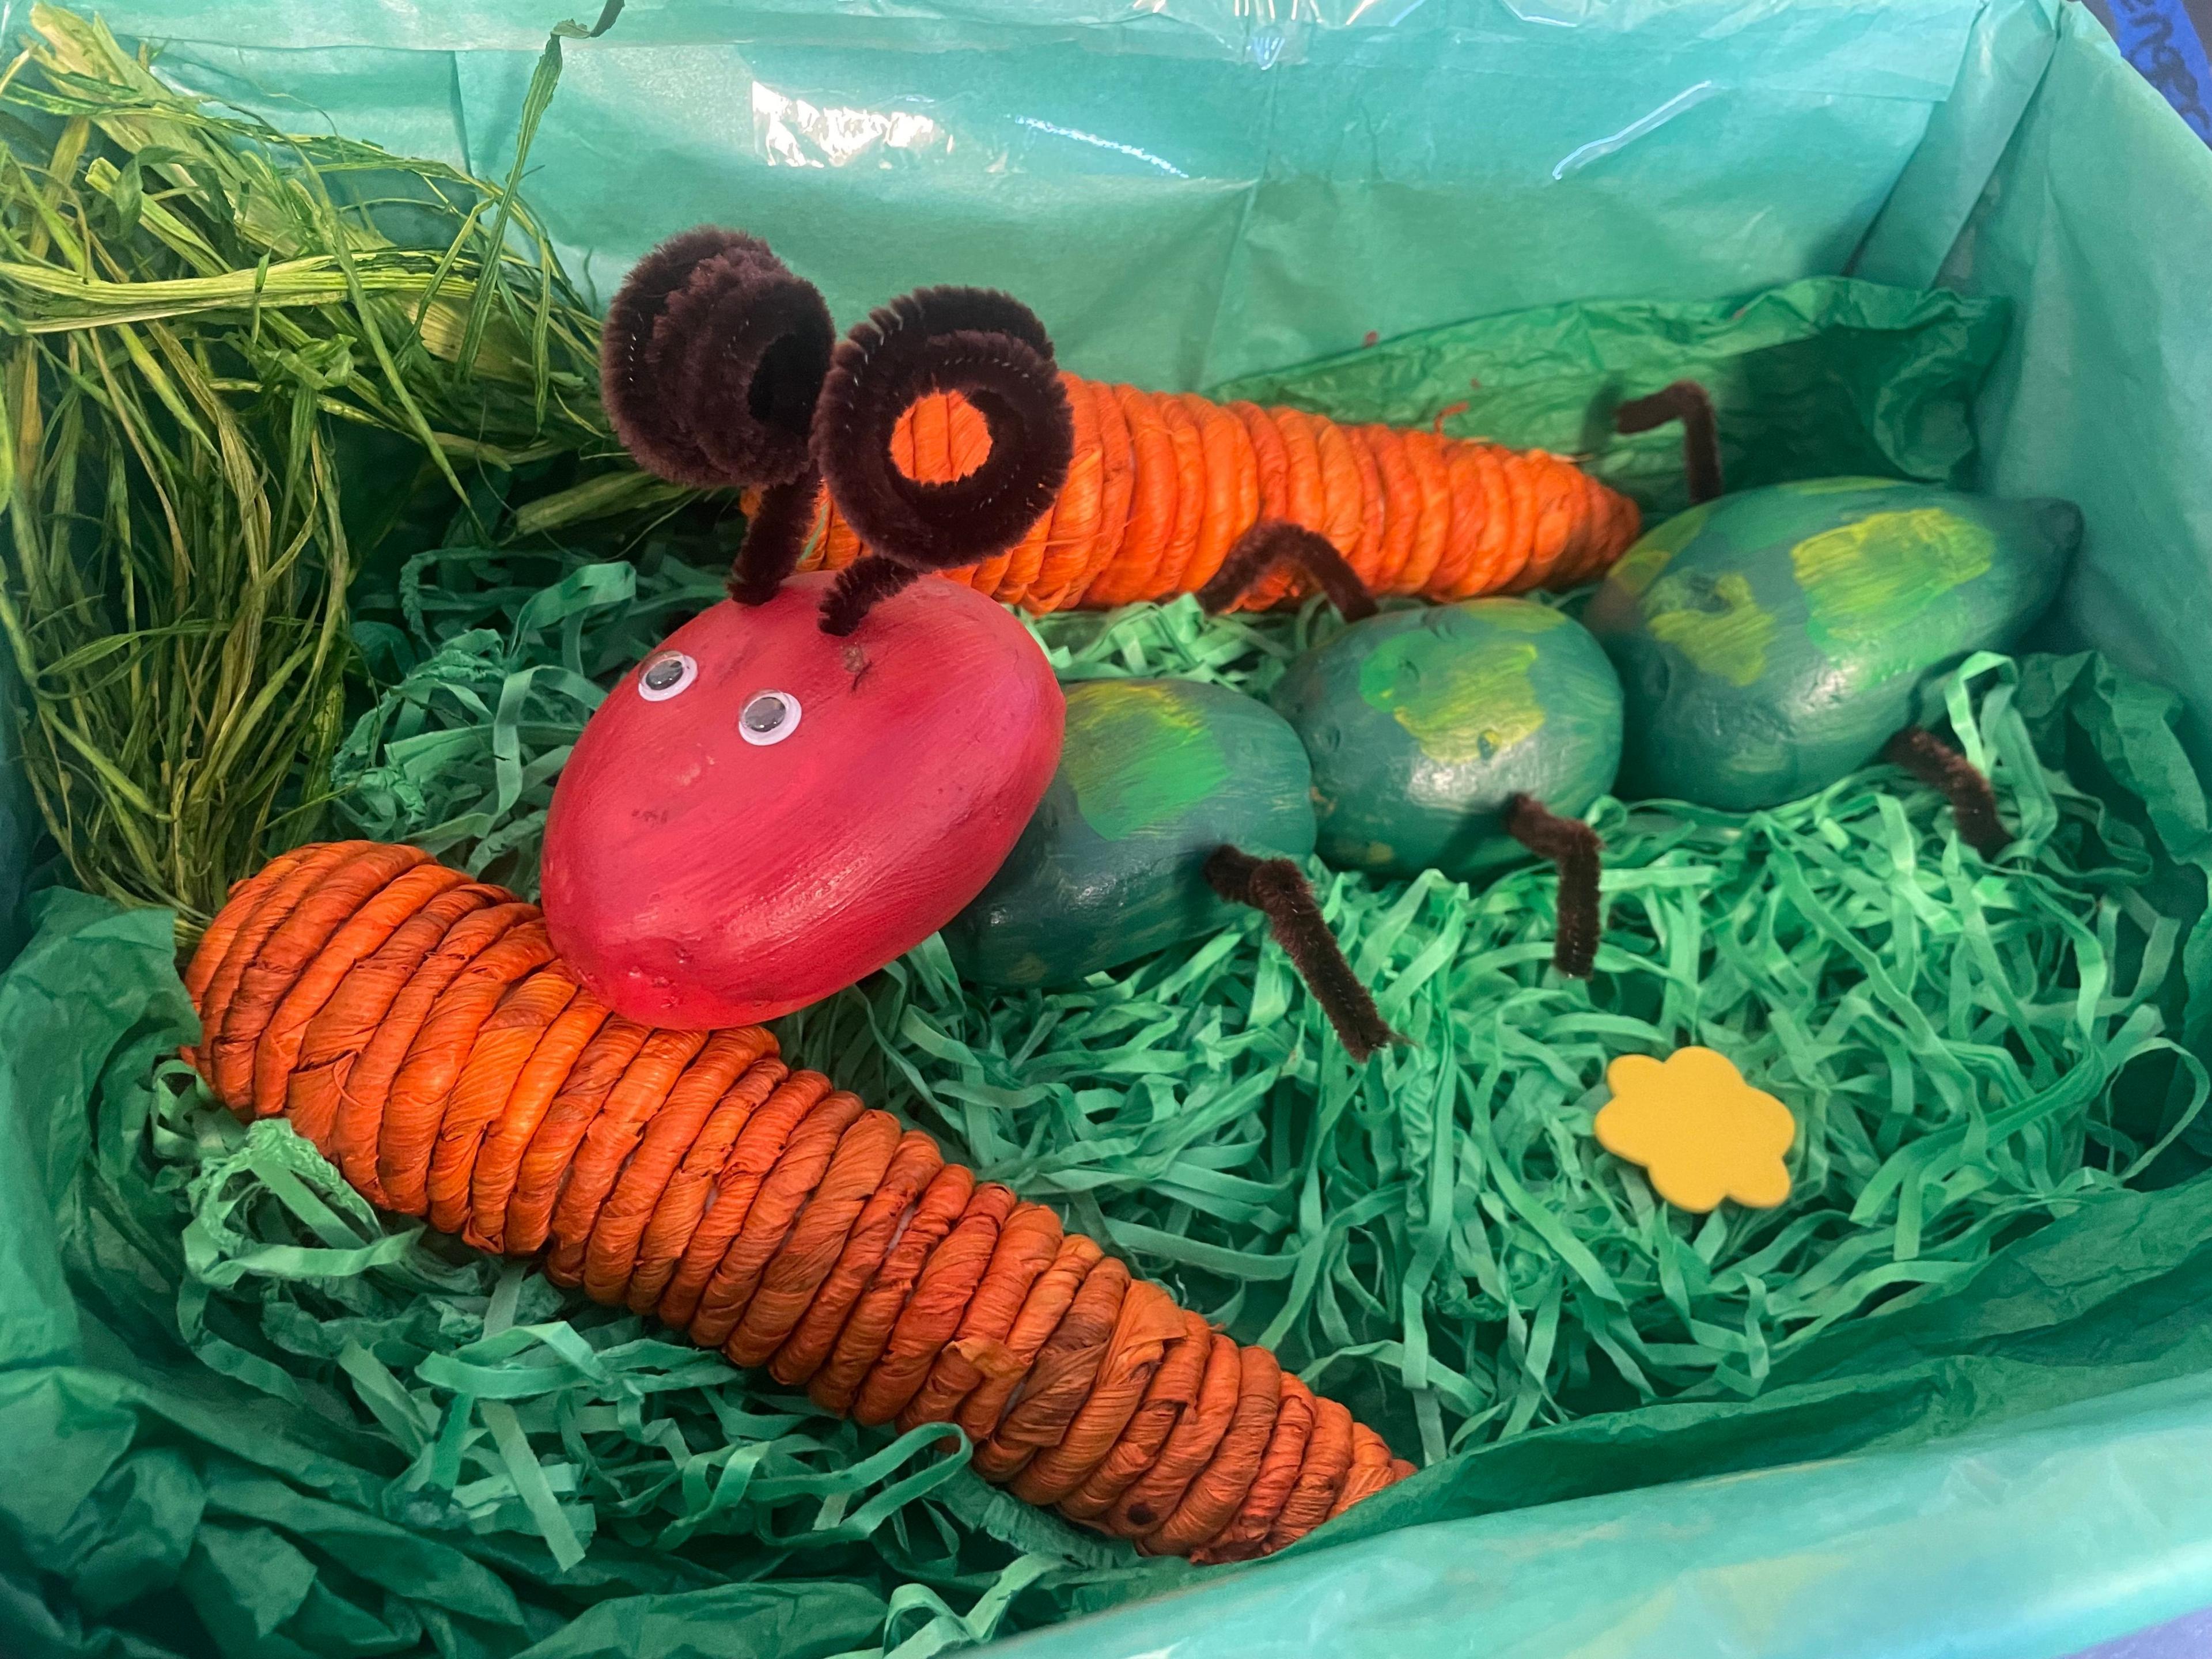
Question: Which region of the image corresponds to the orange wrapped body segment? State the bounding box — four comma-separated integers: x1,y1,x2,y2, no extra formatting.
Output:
1088,386,1177,608
812,1161,977,1418
543,1028,713,1285
728,1108,906,1368
692,1090,868,1349
221,843,429,1111
955,1230,1102,1446
974,1254,1131,1483
182,846,1411,1559
1009,1279,1187,1506
770,1129,943,1387
502,1014,650,1254
900,1200,1066,1430
1268,1391,1357,1550
658,1069,832,1331
381,921,559,1214
185,845,315,1010
1025,376,1105,608
808,377,1638,611
1059,1307,1214,1522
1359,426,1419,595
1069,378,1138,608
1107,1332,1243,1537
1195,1373,1317,1563
427,965,579,1234
273,862,473,1143
853,1181,1020,1427
635,1058,796,1319
465,990,616,1253
1142,1343,1282,1555
581,1028,773,1301
198,840,370,1093
1149,395,1209,600
340,897,536,1204
302,882,501,1184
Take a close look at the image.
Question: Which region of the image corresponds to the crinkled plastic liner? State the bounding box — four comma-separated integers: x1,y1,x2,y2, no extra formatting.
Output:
10,1,2212,1656
101,0,1985,392
999,1368,2212,1659
328,274,2003,893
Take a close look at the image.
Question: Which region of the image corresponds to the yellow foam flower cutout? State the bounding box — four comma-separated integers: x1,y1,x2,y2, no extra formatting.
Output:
1593,1047,1796,1213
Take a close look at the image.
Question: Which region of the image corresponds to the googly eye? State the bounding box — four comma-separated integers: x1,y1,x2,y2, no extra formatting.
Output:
637,652,698,703
739,690,802,746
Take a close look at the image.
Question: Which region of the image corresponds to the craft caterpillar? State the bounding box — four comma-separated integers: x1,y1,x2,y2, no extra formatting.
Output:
608,229,1640,617
952,384,2082,998
558,228,2084,1055
560,228,1403,1060
798,378,1635,613
946,525,1621,994
181,841,1413,1564
562,227,1633,1055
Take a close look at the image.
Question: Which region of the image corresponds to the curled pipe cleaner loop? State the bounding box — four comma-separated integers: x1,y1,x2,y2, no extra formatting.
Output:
813,286,1075,634
600,226,835,494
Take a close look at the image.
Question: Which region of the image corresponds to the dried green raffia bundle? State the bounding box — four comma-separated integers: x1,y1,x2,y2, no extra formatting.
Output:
0,3,630,931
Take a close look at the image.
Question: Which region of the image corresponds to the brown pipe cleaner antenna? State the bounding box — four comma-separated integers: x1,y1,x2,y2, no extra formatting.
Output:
181,844,1413,1563
1504,795,1603,978
729,468,824,605
1884,727,2010,858
1616,380,1723,506
813,287,1075,635
1203,847,1401,1062
599,228,836,604
1196,520,1379,622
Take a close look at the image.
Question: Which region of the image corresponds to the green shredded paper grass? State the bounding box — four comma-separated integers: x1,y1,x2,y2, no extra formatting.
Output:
332,562,2212,1452
79,542,2185,1653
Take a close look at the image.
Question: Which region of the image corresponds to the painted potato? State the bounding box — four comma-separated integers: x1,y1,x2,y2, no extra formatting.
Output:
944,678,1315,988
542,571,1065,1028
1269,599,1625,881
1583,479,2081,810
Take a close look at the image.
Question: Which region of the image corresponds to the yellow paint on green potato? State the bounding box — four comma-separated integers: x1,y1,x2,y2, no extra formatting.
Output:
1608,499,1715,601
1781,476,1908,496
1062,683,1229,843
1645,571,1776,687
1792,508,1995,647
1330,837,1399,871
1358,632,1545,765
1471,600,1568,634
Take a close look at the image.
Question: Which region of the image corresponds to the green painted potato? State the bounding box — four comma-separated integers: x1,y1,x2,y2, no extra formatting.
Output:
943,677,1316,988
1269,599,1624,881
1583,479,2081,810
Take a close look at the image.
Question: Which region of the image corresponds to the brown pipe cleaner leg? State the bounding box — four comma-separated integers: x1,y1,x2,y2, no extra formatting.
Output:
819,555,925,638
730,469,823,605
1884,726,2010,858
1195,520,1379,622
1504,795,1603,979
1616,381,1723,506
1204,847,1400,1062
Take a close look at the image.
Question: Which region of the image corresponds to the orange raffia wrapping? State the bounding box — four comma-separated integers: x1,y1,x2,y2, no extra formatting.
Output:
183,843,1411,1562
794,377,1637,611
